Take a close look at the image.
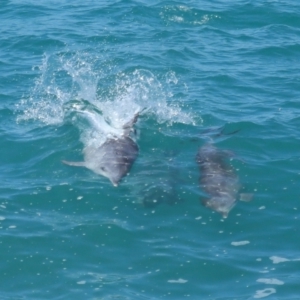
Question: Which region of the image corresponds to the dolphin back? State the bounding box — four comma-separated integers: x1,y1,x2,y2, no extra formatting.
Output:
197,144,239,217
87,136,138,186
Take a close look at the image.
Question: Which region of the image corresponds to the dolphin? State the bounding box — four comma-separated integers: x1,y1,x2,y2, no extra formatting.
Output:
196,144,240,218
62,112,139,187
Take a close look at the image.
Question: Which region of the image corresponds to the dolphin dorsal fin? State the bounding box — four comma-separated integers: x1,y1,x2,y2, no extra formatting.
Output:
122,111,140,136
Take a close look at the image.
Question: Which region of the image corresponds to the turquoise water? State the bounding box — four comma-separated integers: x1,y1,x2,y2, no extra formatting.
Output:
1,1,300,299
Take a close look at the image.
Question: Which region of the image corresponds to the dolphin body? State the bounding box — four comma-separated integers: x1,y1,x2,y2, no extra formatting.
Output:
62,112,139,187
196,144,240,218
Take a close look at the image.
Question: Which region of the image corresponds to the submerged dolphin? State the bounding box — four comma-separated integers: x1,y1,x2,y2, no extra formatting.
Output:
62,112,139,187
196,144,240,218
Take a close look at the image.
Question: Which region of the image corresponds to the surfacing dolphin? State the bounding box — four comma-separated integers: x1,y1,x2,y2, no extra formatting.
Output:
196,143,240,218
62,112,140,187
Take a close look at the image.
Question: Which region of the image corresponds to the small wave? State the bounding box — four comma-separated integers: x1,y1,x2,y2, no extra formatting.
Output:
160,5,220,26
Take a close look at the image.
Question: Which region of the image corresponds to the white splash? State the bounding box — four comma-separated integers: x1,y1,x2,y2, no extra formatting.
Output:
254,288,276,299
17,53,195,128
168,278,188,284
257,278,284,285
16,54,69,125
270,256,300,264
270,256,289,264
231,240,250,246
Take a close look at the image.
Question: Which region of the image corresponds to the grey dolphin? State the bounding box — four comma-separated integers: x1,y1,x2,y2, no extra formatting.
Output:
196,144,239,218
62,112,139,187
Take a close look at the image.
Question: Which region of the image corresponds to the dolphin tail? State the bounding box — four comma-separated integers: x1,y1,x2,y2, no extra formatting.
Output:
62,160,87,167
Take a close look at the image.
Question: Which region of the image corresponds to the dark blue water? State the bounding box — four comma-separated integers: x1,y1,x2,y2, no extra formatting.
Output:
1,1,300,299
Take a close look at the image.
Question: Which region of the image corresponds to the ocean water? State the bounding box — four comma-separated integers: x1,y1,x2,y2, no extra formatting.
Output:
1,0,300,299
